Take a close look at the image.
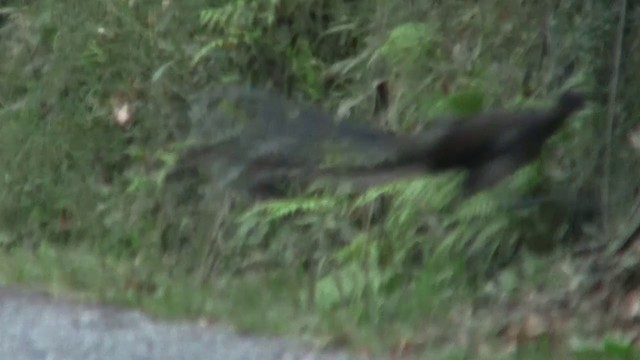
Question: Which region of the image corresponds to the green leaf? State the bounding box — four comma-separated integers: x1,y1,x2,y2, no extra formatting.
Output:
444,90,486,116
377,22,433,66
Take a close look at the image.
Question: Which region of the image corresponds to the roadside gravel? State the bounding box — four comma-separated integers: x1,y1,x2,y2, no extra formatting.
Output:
0,286,370,360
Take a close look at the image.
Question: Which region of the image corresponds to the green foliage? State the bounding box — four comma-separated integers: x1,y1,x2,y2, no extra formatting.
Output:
0,0,617,357
443,89,487,116
196,0,281,66
195,0,366,98
376,22,434,68
573,336,640,360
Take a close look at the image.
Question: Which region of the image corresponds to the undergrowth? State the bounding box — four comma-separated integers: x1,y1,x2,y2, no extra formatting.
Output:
0,0,631,358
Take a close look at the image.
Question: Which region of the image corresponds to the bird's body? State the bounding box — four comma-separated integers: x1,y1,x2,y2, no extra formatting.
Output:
415,91,586,194
166,86,586,199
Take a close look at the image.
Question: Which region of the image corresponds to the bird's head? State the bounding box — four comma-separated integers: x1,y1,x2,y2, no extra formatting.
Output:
556,90,587,116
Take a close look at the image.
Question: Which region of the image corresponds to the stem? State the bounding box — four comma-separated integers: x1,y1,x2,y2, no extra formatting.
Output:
602,0,627,238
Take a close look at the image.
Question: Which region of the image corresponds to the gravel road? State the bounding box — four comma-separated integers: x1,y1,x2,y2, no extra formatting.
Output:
0,286,370,360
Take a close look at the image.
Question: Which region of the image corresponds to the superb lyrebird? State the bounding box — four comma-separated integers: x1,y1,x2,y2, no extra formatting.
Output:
166,87,586,199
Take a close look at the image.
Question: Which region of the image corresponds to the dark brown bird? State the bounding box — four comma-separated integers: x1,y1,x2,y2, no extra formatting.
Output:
165,87,586,199
397,90,587,195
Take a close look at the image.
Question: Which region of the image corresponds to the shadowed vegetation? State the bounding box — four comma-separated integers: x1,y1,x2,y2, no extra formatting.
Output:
1,0,640,358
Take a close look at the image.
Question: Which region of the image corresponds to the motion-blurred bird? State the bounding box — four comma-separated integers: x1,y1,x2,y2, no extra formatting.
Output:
165,86,586,199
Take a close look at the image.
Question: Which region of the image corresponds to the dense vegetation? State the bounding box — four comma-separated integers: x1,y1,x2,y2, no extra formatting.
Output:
1,0,639,358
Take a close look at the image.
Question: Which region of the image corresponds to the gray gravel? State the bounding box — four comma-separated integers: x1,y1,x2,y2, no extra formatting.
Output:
0,286,370,360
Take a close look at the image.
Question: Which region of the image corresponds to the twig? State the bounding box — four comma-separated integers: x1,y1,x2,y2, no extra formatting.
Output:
614,217,640,255
602,0,627,237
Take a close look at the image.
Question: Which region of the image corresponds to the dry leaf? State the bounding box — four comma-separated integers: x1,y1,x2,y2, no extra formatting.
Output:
110,91,135,129
628,125,640,153
619,288,640,321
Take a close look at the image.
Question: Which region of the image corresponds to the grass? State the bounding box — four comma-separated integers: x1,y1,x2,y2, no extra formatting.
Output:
0,0,636,358
0,242,460,355
0,244,298,326
3,243,639,360
0,244,503,358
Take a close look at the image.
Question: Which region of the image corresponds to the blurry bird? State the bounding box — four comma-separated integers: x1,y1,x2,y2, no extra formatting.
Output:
165,86,586,199
401,90,587,196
